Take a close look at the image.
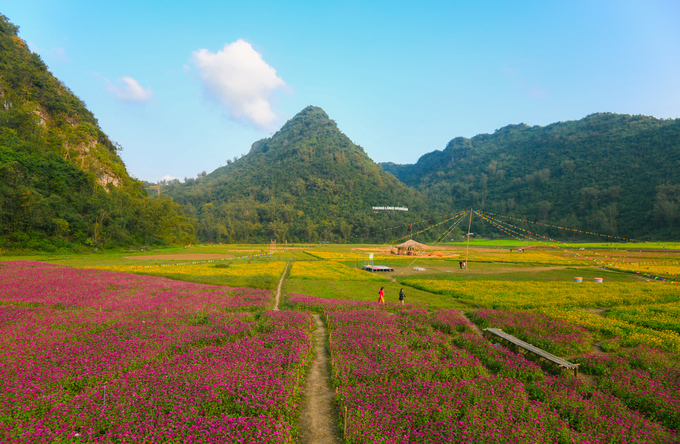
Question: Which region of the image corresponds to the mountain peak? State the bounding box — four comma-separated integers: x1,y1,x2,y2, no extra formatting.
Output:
279,105,337,132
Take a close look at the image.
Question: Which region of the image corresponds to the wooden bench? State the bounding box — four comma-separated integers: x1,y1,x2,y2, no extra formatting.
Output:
483,327,580,376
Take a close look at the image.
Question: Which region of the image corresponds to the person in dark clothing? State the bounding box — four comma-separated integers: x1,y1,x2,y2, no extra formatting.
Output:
398,288,405,305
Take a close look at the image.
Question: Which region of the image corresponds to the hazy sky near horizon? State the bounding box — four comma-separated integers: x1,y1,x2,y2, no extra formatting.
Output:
5,1,680,182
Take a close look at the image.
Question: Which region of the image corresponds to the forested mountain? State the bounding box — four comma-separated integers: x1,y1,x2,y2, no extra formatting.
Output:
161,106,433,243
5,13,679,249
382,113,680,239
0,15,194,251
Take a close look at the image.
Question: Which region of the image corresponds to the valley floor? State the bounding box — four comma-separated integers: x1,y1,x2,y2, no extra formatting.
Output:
2,241,679,442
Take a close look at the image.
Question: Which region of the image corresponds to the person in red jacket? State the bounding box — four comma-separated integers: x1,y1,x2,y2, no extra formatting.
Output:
378,287,385,304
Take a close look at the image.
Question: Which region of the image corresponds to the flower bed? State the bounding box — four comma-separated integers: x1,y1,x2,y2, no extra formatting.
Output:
539,307,680,352
467,309,594,356
0,262,311,442
453,332,546,382
527,376,675,442
403,279,680,309
607,302,680,334
327,310,566,442
326,309,677,442
285,294,415,312
574,346,680,431
1,261,273,311
469,251,588,265
429,309,475,335
95,261,287,284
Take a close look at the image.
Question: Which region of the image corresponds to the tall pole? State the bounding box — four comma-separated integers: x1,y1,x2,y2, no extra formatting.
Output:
465,209,473,268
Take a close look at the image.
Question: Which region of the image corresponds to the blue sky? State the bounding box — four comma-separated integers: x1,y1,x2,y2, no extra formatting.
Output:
5,0,680,182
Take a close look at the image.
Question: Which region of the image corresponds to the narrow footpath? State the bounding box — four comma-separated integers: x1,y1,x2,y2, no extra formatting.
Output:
273,262,290,311
460,311,484,337
298,314,339,444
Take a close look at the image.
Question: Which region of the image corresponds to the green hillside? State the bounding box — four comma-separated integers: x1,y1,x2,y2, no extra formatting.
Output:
381,113,680,240
162,106,433,243
0,15,194,251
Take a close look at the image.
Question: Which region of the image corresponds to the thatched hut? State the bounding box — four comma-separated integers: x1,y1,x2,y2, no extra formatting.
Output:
393,239,428,256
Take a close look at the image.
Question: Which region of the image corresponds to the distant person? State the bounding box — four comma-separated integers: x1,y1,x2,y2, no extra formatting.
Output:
399,288,405,305
378,287,385,305
459,261,463,269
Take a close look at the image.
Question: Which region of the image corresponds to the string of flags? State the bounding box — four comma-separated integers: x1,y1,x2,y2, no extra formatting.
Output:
474,210,678,284
389,210,469,244
478,210,645,243
476,212,539,243
431,212,469,244
342,211,469,242
477,211,563,244
396,211,469,276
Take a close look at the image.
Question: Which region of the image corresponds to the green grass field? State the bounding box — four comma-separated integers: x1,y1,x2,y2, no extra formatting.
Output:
283,278,471,310
2,241,676,310
4,240,680,353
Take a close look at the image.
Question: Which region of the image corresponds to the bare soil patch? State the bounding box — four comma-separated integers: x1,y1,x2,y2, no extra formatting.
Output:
124,254,234,261
584,308,608,316
578,373,598,387
460,311,484,337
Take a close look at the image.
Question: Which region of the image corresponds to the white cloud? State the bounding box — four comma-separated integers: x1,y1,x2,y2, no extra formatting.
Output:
159,175,180,183
107,77,153,102
191,40,286,129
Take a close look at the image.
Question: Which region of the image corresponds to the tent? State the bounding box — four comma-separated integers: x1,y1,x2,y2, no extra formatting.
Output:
393,239,428,256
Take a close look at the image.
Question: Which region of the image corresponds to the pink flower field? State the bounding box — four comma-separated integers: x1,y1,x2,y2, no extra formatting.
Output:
2,261,679,443
326,308,678,443
0,262,312,442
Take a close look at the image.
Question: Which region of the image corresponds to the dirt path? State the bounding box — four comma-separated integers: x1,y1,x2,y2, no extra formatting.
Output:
273,262,290,311
460,311,484,337
299,314,339,444
584,307,608,317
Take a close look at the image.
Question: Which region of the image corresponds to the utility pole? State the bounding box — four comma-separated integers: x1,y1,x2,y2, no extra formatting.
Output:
465,209,473,268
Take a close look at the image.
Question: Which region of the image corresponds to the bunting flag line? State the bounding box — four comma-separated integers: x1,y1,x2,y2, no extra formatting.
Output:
397,210,470,276
478,210,646,243
475,211,539,243
341,212,465,242
476,211,561,244
474,209,678,285
389,210,468,244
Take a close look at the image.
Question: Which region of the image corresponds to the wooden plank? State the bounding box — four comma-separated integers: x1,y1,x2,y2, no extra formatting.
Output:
483,328,579,370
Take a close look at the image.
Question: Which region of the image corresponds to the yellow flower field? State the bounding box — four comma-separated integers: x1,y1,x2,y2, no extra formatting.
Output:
606,302,680,333
605,263,680,276
468,251,589,265
305,251,390,261
403,279,680,309
539,307,680,352
95,261,287,279
289,261,389,281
